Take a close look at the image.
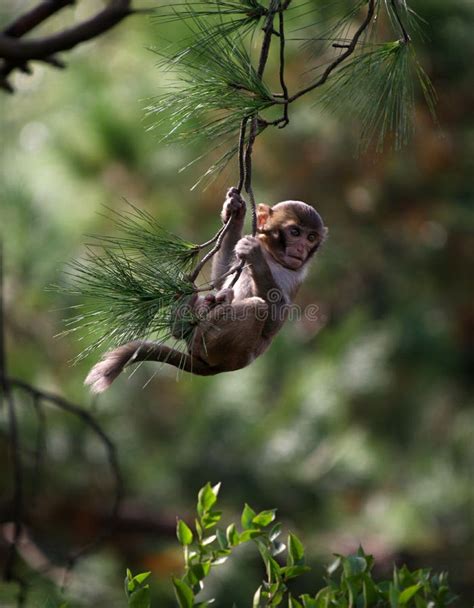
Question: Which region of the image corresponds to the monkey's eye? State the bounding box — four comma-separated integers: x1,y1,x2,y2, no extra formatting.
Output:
308,233,318,243
289,226,301,237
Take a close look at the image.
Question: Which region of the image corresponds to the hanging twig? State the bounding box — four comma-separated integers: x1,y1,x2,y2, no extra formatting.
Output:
236,117,248,194
188,217,234,283
390,0,411,43
277,1,289,127
189,3,282,286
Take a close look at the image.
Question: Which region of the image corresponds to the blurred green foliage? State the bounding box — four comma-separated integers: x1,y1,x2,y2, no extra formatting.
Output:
0,0,473,607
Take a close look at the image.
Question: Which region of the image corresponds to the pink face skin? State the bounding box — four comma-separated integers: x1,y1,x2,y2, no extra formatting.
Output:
273,223,321,270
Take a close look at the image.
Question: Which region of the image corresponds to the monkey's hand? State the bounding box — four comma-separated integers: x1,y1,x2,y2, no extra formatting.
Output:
221,187,246,223
235,236,264,265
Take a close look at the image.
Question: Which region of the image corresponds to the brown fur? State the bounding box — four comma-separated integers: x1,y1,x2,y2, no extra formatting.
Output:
85,190,326,393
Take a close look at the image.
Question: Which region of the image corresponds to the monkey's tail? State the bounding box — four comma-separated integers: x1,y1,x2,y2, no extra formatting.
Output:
84,340,216,393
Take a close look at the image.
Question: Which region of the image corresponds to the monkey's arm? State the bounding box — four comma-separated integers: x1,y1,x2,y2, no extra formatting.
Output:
235,237,280,300
235,237,290,338
211,188,246,288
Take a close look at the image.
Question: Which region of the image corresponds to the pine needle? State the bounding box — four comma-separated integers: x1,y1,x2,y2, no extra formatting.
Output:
59,206,202,361
93,202,200,272
316,41,436,151
146,12,274,148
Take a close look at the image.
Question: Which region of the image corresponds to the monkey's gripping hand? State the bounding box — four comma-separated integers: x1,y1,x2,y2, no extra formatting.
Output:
235,236,263,265
221,187,246,223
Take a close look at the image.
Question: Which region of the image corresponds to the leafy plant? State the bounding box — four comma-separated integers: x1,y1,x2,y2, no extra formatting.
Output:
125,569,152,608
126,483,457,607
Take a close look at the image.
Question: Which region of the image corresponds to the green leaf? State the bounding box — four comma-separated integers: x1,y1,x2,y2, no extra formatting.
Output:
177,519,194,546
280,565,311,580
342,555,367,577
226,523,239,546
314,587,335,608
133,572,151,585
195,518,203,540
128,587,151,608
241,503,257,529
327,556,342,575
272,541,286,557
189,562,211,582
270,523,282,542
202,510,222,529
198,483,218,517
125,568,134,593
239,528,263,542
253,585,262,608
216,529,229,550
173,577,195,608
399,584,422,604
289,596,303,608
389,582,400,608
300,595,317,608
252,509,276,528
258,542,282,584
288,533,305,567
363,574,378,606
201,534,217,546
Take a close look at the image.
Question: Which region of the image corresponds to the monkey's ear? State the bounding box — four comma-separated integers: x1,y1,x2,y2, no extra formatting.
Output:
257,204,272,230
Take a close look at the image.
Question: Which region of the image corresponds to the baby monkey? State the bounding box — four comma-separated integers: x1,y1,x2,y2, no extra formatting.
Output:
85,188,326,392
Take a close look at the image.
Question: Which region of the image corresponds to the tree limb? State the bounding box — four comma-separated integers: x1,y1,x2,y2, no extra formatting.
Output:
4,0,76,38
0,0,132,61
0,0,136,93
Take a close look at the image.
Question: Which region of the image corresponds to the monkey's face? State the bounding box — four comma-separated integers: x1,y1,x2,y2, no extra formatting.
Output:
257,202,326,270
270,222,321,269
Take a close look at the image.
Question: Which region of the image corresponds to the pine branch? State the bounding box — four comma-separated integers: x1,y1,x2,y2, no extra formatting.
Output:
146,14,274,146
316,40,436,151
57,206,203,359
288,0,376,103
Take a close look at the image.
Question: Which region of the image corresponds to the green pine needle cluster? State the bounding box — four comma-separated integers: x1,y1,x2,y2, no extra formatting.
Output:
381,0,427,39
60,206,201,360
146,12,274,146
94,203,200,271
152,0,267,26
317,41,436,151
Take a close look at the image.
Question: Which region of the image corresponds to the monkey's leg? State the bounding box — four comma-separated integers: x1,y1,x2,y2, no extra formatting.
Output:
191,297,269,370
85,340,217,393
171,289,235,341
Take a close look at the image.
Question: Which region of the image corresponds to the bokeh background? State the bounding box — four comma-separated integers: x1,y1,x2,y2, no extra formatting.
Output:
1,0,473,606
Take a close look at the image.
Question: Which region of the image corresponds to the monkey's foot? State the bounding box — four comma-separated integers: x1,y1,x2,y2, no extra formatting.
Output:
215,288,234,305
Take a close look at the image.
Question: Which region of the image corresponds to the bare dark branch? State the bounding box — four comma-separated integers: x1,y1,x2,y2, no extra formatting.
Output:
0,0,137,93
4,0,75,38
